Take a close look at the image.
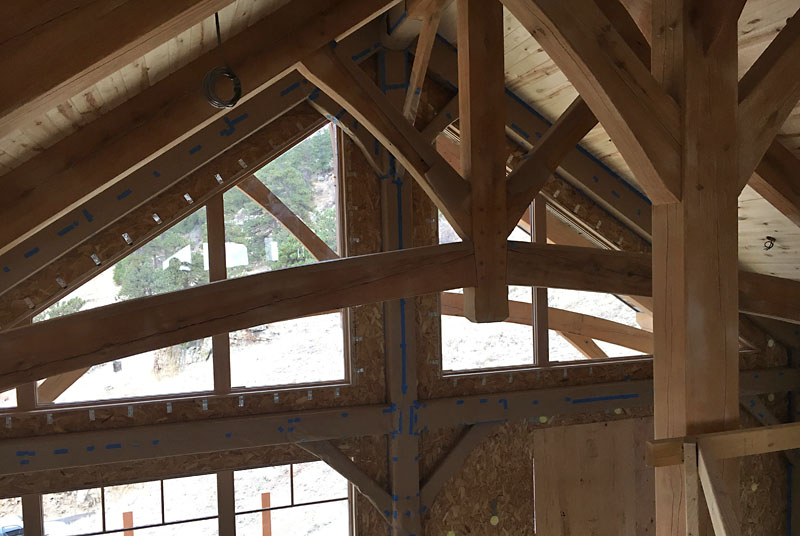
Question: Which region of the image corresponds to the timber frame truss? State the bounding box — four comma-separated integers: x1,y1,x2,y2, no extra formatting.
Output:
1,1,800,535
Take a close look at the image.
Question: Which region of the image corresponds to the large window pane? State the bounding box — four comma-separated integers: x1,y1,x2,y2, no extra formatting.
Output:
163,475,217,523
43,488,103,535
235,466,292,513
0,497,22,536
235,501,349,536
103,482,162,531
292,462,348,504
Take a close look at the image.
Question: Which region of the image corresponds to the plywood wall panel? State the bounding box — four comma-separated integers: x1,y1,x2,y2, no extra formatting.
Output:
532,418,655,536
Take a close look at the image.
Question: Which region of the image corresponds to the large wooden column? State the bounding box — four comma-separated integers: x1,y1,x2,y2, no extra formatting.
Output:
458,0,509,322
651,2,740,534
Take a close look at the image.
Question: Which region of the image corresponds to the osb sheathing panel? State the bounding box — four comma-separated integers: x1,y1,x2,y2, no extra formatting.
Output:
353,435,390,536
422,421,534,536
342,131,385,405
740,410,789,536
533,418,655,535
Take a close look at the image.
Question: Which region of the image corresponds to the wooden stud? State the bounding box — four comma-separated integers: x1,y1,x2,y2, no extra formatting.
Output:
403,0,449,124
21,494,44,536
682,443,700,536
458,0,509,322
217,471,236,536
532,198,549,365
697,447,741,536
207,193,231,395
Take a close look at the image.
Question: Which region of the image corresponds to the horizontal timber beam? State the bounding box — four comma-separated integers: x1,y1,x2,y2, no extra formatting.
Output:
0,367,793,480
0,242,475,390
647,421,800,467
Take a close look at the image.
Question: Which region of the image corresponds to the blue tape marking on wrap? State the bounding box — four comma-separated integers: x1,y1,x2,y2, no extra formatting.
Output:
510,123,530,139
152,440,159,445
15,451,35,457
352,47,372,61
456,400,464,405
19,460,29,465
220,113,249,136
153,170,160,178
611,190,620,199
82,208,94,222
58,221,79,236
2,266,9,272
54,448,68,455
105,443,122,450
189,145,202,155
280,82,301,96
117,189,132,201
498,399,508,410
24,247,39,258
571,393,639,404
87,446,95,452
225,433,232,438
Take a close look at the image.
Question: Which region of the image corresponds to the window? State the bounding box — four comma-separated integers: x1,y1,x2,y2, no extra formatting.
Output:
0,497,22,536
43,476,218,536
223,127,346,390
234,462,349,535
438,209,651,370
35,209,213,404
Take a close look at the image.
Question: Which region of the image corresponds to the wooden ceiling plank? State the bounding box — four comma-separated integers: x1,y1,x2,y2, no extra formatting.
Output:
0,0,235,138
458,0,509,322
298,45,473,238
501,0,682,204
0,0,401,258
738,9,800,190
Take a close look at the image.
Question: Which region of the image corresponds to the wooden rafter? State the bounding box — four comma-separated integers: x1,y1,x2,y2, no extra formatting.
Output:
458,0,508,322
0,0,234,138
501,0,681,204
403,0,449,124
0,0,401,258
751,140,800,228
558,332,609,359
738,9,800,190
298,45,473,238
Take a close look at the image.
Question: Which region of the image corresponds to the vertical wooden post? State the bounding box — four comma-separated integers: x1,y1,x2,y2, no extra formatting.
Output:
380,49,422,536
217,470,236,536
532,197,549,366
17,319,37,410
651,1,740,534
21,494,44,536
261,492,272,536
122,511,134,536
206,193,231,394
458,0,509,323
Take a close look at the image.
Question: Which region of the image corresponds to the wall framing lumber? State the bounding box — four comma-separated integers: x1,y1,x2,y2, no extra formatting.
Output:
0,0,401,258
648,422,800,467
697,447,741,536
0,0,235,138
402,0,448,124
207,193,232,396
1,366,793,487
0,242,475,390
